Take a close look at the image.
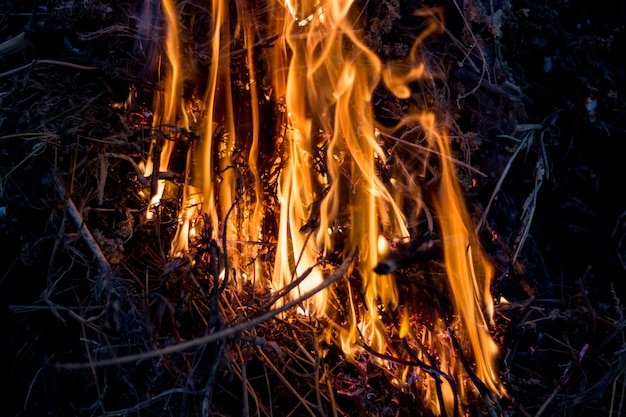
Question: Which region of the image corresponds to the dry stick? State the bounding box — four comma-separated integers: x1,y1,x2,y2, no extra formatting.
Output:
324,364,339,417
358,332,459,417
103,153,180,186
57,250,357,369
446,329,502,417
534,382,561,417
313,344,322,413
48,214,68,278
293,332,324,413
256,347,319,417
512,162,544,263
476,131,531,234
50,172,112,277
22,367,43,411
572,353,626,411
80,320,107,417
100,389,195,416
536,341,596,417
247,366,265,417
232,352,269,417
201,343,226,417
0,59,99,79
263,366,275,417
242,361,251,417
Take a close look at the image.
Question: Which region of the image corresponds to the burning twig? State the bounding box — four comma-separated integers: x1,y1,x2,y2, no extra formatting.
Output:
103,152,181,186
446,329,504,417
299,198,322,235
357,333,459,417
149,135,163,199
262,259,321,313
374,235,442,274
57,250,358,369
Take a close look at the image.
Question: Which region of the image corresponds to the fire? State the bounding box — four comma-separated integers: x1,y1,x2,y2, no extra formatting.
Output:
140,0,506,414
425,112,506,396
143,0,189,222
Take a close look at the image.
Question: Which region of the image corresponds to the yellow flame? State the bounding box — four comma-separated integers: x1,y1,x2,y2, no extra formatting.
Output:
143,0,506,413
272,0,325,315
142,0,270,270
237,0,265,279
145,0,189,221
274,2,506,411
274,0,410,329
424,113,505,397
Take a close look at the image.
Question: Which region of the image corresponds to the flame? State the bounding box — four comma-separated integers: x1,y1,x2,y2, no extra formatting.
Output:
424,113,505,397
140,0,506,413
275,0,410,332
200,0,236,245
195,1,268,278
144,0,189,221
143,0,268,268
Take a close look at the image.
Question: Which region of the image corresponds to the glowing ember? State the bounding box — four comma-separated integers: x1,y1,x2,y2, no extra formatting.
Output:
142,0,506,413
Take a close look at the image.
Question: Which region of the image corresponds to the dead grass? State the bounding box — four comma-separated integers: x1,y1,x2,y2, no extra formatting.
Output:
1,1,625,416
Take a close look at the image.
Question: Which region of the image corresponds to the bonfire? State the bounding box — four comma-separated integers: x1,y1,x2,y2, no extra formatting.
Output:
1,1,625,416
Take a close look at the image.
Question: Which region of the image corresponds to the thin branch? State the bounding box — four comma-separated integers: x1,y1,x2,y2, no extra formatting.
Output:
476,131,532,233
257,347,319,417
103,153,180,186
49,171,112,277
358,337,459,417
0,59,99,79
380,129,487,177
56,250,357,369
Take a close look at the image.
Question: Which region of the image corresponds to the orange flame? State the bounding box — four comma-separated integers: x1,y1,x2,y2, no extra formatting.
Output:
425,112,505,397
144,0,189,222
142,0,506,413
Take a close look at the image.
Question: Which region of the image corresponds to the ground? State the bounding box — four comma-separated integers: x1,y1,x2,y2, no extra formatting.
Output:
1,1,625,416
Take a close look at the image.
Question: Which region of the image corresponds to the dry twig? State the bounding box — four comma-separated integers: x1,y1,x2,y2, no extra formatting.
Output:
57,249,357,369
